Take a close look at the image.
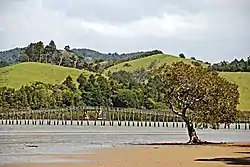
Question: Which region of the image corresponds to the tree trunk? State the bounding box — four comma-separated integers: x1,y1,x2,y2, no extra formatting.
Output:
186,122,201,144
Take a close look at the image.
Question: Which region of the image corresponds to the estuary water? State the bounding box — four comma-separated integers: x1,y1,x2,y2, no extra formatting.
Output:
0,122,250,164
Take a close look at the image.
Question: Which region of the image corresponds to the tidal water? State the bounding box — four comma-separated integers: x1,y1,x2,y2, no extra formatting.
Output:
0,122,250,164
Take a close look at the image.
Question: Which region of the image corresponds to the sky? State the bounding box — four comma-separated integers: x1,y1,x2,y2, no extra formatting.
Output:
0,0,249,63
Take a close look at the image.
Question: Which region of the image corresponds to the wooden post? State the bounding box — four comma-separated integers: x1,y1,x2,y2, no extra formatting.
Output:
124,110,127,126
176,116,179,128
103,108,106,126
245,117,247,130
140,111,143,127
149,112,152,127
120,109,122,126
81,110,83,126
144,113,147,127
154,112,156,127
172,115,175,128
8,112,10,125
137,111,139,127
94,107,97,126
87,110,89,126
15,113,18,125
28,111,31,125
48,110,51,125
5,112,7,125
62,112,65,125
238,120,241,129
70,108,73,125
132,111,135,126
109,110,112,126
166,115,168,127
65,110,67,125
162,113,165,127
57,111,59,125
77,109,80,126
111,110,114,126
42,112,44,125
35,111,38,125
24,112,27,125
117,109,120,126
11,112,14,125
128,111,130,126
157,113,160,127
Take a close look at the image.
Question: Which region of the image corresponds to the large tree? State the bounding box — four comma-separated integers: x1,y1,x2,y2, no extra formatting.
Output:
154,62,240,143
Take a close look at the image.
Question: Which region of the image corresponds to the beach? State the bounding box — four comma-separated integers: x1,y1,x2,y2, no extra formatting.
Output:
1,125,250,167
2,143,250,167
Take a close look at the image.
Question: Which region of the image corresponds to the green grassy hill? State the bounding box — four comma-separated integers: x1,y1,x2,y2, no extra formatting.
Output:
107,54,205,72
219,72,250,111
106,54,250,111
0,62,92,89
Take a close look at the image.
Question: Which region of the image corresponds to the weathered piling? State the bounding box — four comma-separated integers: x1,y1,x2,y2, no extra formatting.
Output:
140,111,143,127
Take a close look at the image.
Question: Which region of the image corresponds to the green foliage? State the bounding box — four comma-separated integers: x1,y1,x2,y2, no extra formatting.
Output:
0,61,9,68
0,48,20,64
62,76,76,91
219,72,250,111
191,61,202,67
179,53,185,59
212,57,250,72
154,62,240,128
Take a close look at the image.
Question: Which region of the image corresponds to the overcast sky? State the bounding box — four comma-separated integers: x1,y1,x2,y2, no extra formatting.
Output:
0,0,249,62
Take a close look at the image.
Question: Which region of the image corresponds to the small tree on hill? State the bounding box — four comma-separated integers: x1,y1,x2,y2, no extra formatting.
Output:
154,62,240,143
179,53,185,59
62,75,76,91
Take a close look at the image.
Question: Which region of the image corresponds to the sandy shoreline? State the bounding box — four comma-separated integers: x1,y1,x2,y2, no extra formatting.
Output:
2,143,250,167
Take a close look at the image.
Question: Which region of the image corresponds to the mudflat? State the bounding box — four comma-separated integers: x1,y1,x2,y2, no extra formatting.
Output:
3,143,250,167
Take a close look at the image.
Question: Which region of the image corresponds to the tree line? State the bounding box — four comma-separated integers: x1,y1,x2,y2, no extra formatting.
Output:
18,40,163,73
0,70,166,110
212,57,250,72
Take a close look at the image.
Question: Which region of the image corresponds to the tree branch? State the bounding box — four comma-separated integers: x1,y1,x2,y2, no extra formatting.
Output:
169,101,182,117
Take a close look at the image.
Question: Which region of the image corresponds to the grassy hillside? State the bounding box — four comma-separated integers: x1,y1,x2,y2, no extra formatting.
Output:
0,62,92,89
106,54,250,111
107,54,205,72
220,72,250,111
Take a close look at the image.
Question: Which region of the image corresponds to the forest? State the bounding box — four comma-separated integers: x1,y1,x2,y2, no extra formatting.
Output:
0,70,166,110
211,58,250,72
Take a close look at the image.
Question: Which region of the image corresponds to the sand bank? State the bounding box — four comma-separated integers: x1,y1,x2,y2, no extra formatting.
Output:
3,143,250,167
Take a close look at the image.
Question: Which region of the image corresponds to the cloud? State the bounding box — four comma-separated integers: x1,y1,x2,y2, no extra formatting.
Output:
0,0,249,62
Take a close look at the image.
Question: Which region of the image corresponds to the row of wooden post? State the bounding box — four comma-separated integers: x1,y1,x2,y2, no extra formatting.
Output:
0,108,250,129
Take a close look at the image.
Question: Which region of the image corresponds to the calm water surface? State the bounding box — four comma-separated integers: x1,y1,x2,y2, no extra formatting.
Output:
0,122,250,164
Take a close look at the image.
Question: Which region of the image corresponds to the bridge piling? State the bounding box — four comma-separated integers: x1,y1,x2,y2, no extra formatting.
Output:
81,110,84,126
132,111,135,126
157,113,160,127
154,112,156,127
140,111,143,127
149,113,152,127
162,113,165,127
124,110,127,126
